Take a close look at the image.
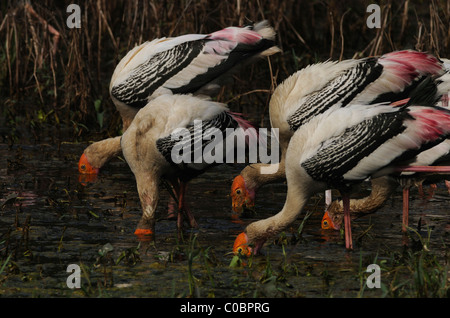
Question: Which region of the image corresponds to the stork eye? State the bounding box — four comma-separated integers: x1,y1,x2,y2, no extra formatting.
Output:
236,189,241,195
237,247,243,254
80,164,86,170
322,220,329,228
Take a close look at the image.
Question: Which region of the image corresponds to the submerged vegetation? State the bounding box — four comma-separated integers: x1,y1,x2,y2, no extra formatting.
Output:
0,1,449,298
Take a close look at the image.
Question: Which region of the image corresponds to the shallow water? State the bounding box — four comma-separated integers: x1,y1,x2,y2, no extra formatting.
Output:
0,143,449,298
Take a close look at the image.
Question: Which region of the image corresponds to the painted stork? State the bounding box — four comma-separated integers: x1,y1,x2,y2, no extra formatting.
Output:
322,60,450,231
120,94,257,237
233,104,450,255
78,21,279,177
230,51,447,215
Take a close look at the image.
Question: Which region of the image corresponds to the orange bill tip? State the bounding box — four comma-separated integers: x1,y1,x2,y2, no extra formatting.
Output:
78,173,98,186
134,228,154,242
230,213,245,225
78,153,99,175
134,228,153,236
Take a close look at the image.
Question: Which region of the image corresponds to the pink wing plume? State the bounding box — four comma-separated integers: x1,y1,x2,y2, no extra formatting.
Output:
207,26,263,45
379,50,444,85
409,107,450,142
228,112,259,146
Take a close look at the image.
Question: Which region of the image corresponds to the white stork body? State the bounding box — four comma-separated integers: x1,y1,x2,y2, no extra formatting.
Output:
120,94,257,236
231,50,448,214
233,104,450,255
322,59,450,230
78,21,279,176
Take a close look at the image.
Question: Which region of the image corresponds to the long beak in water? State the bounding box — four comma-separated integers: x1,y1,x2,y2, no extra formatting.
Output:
134,228,154,242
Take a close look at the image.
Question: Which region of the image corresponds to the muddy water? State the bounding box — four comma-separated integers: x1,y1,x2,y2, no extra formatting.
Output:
0,142,449,298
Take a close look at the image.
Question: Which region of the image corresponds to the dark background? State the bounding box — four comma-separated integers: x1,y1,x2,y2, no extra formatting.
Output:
1,0,449,145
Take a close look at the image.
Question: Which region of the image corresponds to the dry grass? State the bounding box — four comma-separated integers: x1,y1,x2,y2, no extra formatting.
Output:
0,0,449,144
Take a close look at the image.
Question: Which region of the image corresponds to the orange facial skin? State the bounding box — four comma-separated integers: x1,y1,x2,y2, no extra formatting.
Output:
78,153,100,175
230,175,255,214
233,232,252,256
321,210,338,230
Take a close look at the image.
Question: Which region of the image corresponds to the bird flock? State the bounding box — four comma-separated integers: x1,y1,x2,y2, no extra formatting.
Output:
77,21,450,256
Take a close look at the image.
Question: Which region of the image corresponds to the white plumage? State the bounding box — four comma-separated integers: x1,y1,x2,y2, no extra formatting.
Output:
233,104,450,255
231,50,448,214
121,94,257,236
78,21,279,176
110,21,279,114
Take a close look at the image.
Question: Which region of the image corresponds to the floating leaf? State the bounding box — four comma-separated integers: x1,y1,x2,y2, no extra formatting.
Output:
229,255,241,268
98,243,114,256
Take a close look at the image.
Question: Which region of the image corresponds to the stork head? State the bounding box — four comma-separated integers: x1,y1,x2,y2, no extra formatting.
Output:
230,175,255,214
233,232,252,256
78,153,100,175
233,231,266,256
321,210,339,230
78,153,100,185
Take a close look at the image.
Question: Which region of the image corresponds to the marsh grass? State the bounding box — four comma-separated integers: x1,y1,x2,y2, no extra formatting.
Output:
0,208,448,298
356,227,449,298
1,0,449,144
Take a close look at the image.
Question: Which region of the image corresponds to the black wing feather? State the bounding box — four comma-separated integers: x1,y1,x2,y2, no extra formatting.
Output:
156,111,239,180
287,58,383,131
301,109,408,188
111,41,205,108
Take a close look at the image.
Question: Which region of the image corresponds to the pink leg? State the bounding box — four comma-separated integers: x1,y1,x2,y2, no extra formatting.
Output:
417,184,424,198
178,182,198,229
442,94,448,107
402,186,409,232
167,196,177,219
166,179,184,230
168,179,180,216
426,184,437,200
343,194,352,250
445,180,450,195
325,189,332,209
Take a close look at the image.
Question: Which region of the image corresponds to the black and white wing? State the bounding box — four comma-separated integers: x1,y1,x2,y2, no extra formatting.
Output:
110,22,279,109
286,51,444,132
156,111,256,180
287,58,383,131
301,105,450,189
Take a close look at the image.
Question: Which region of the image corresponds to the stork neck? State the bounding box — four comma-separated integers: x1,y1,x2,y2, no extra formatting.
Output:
241,159,286,191
245,181,311,243
84,136,122,169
